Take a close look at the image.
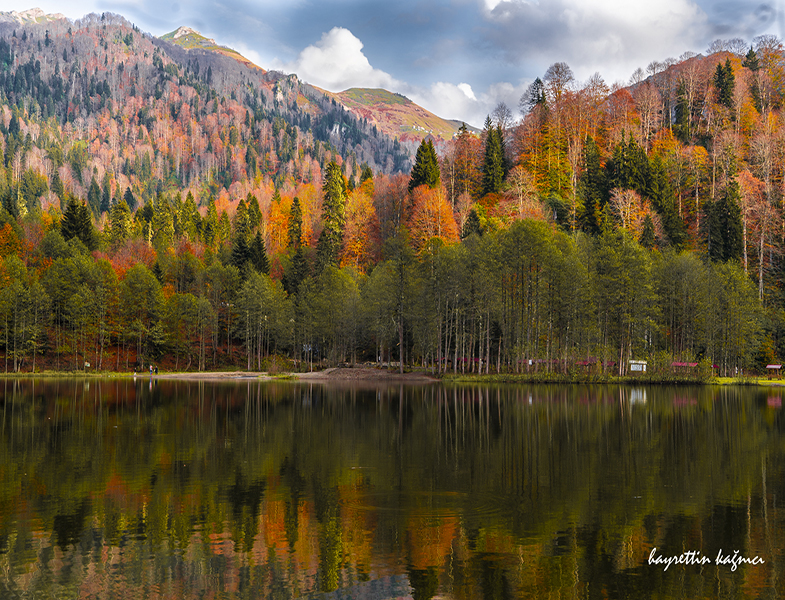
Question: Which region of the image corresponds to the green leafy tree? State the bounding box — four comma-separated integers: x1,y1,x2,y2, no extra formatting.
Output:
120,264,164,369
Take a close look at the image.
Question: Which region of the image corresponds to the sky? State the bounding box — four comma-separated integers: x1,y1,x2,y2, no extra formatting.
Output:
0,0,780,127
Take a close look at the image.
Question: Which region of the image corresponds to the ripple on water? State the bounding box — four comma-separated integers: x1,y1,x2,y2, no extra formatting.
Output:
339,488,510,522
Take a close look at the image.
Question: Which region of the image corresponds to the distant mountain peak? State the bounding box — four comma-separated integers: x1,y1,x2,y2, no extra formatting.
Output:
161,25,264,72
170,25,213,43
0,8,65,25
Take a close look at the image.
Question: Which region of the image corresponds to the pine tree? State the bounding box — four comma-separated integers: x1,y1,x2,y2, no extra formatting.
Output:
123,187,136,211
288,196,303,248
743,48,762,113
674,80,691,143
481,116,505,196
578,136,606,235
743,47,759,71
713,59,735,109
461,208,482,239
231,234,250,273
108,199,132,247
521,77,547,114
359,164,373,186
61,196,97,250
246,193,262,231
408,139,440,192
316,161,346,272
87,177,101,215
284,245,308,296
234,197,250,240
640,214,656,249
100,173,111,214
608,132,648,195
706,181,743,262
648,155,685,249
249,231,269,275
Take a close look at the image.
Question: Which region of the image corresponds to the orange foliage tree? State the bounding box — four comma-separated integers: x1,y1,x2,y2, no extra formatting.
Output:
0,223,21,258
407,185,459,252
266,194,292,258
340,181,381,271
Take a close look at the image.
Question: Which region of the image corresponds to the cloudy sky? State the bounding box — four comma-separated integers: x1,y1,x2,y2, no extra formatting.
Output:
0,0,780,127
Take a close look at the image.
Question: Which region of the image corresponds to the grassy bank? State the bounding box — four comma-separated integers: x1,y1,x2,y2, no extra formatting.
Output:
440,372,785,386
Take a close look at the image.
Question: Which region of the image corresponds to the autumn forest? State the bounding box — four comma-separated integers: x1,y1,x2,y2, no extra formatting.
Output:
0,14,781,376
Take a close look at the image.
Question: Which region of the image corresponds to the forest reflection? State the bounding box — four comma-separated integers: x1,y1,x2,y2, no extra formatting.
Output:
1,378,784,599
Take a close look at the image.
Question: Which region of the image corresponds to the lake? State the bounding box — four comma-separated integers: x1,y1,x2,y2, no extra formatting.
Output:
0,378,783,599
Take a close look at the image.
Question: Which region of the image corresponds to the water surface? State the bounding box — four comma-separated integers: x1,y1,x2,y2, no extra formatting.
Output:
1,379,783,599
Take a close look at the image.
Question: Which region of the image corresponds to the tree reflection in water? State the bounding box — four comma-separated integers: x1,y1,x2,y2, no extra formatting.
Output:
0,378,783,599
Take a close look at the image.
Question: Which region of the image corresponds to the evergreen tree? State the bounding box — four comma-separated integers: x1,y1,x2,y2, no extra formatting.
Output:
288,196,303,248
283,245,308,296
640,214,656,249
123,187,136,211
743,48,762,113
713,59,735,109
246,192,262,231
359,164,373,186
578,136,606,235
521,77,547,114
315,161,346,272
481,116,505,196
249,231,269,275
706,181,743,262
108,199,132,247
408,139,440,191
608,132,648,195
674,80,692,143
51,169,65,206
231,234,250,273
234,197,250,239
461,208,483,239
100,173,111,214
743,47,759,71
61,196,97,250
648,155,685,249
87,177,101,214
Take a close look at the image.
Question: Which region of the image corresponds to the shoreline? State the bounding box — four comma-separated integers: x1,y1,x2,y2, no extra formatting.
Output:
0,367,440,383
1,368,784,386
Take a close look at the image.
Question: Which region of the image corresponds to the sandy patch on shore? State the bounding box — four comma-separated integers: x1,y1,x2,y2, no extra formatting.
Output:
295,367,437,382
149,367,436,383
151,371,272,380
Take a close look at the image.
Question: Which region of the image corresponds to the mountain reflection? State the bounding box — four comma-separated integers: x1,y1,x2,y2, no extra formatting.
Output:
1,379,784,599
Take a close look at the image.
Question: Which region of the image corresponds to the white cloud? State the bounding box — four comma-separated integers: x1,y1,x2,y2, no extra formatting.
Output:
483,0,711,85
274,27,402,92
407,80,530,128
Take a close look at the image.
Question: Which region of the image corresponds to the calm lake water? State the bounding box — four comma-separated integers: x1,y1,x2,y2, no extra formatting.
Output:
0,378,784,599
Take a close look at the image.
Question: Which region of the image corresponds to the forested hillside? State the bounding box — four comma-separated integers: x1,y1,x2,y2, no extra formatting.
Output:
0,12,780,376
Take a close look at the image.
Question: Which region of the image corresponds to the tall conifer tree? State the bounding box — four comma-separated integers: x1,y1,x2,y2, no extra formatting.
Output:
408,139,440,191
481,116,506,196
316,161,346,272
